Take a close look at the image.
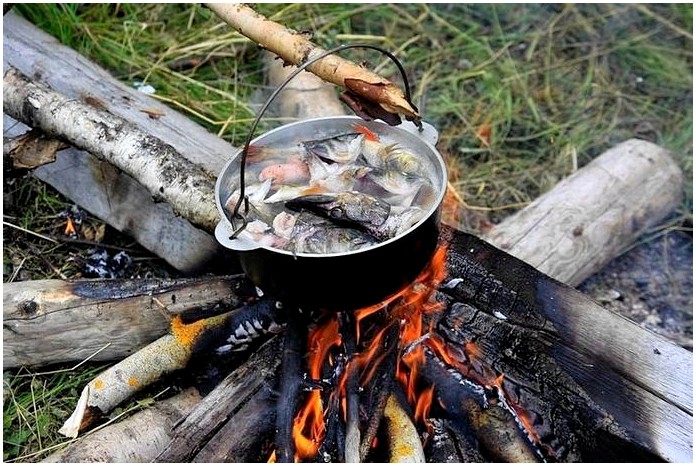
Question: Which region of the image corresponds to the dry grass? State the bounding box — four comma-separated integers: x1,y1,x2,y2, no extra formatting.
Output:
3,3,692,461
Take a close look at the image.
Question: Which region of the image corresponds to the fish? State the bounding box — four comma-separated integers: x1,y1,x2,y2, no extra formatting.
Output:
225,179,275,223
272,211,298,240
288,213,376,254
384,147,426,175
365,169,429,207
263,164,371,204
352,124,424,175
285,191,391,229
302,132,365,164
258,155,310,185
242,219,287,248
286,193,425,242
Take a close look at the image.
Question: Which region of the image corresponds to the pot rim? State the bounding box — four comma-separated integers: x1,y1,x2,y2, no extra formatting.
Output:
214,115,447,258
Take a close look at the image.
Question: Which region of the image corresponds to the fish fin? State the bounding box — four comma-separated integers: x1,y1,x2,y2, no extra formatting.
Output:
352,123,380,142
382,143,401,157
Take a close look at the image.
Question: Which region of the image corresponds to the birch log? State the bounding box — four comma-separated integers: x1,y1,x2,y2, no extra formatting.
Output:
3,67,220,233
41,388,201,463
205,3,419,118
3,12,231,272
484,139,683,286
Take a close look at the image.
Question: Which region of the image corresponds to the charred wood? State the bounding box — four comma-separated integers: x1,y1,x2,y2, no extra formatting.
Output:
436,226,690,462
359,323,399,461
275,311,307,462
3,275,257,368
154,336,282,462
341,312,361,464
424,418,486,463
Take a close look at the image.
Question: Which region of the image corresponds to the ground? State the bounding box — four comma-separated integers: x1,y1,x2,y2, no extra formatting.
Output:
3,3,692,461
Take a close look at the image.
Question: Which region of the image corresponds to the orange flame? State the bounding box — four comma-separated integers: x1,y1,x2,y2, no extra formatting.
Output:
292,315,341,461
290,245,449,461
64,217,77,237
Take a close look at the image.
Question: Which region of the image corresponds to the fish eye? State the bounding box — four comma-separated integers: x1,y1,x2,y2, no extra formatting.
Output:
329,207,344,218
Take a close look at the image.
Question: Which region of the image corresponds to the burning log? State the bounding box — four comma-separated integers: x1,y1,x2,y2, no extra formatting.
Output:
383,392,426,463
2,275,256,368
437,226,692,462
154,336,282,462
59,298,285,437
275,312,308,462
3,12,230,272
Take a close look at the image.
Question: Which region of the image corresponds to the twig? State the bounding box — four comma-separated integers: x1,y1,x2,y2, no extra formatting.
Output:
341,312,361,464
17,344,112,377
3,220,59,244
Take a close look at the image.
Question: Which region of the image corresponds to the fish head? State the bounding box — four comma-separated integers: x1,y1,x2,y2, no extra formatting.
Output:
285,192,390,227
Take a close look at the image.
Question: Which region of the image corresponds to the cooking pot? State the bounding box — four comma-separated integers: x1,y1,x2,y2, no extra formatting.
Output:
213,45,447,310
215,117,446,310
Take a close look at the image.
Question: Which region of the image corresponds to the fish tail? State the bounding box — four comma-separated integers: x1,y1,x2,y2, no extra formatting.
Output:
352,123,380,142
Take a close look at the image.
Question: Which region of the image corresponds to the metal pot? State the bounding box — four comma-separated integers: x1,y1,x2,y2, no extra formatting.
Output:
214,116,447,310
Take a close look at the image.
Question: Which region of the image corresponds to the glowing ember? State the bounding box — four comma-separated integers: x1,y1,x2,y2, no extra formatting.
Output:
64,217,77,237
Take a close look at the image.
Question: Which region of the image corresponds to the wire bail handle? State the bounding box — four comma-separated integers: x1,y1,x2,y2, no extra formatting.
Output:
227,44,421,239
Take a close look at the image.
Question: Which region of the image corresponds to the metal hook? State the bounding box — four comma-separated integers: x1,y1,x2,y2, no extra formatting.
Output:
229,43,420,239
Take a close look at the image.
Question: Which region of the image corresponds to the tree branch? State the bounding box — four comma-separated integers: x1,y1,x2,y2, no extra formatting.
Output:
2,67,220,232
205,3,419,120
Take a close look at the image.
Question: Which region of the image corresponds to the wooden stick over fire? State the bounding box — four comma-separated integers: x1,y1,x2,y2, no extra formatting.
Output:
205,3,420,123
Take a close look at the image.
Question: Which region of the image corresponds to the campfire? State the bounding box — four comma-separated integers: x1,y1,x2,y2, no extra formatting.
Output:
230,245,549,463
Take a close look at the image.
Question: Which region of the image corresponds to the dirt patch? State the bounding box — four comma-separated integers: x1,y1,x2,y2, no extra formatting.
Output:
579,226,693,349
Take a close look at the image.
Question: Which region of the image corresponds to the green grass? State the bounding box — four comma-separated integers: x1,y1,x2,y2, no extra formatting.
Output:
4,3,692,461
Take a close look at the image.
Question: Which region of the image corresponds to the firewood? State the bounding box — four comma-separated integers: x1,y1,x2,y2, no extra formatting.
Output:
41,388,201,462
3,67,220,233
383,392,426,462
264,51,347,119
2,275,256,368
154,336,282,462
58,312,233,438
275,314,307,462
484,138,683,286
206,3,419,120
58,298,285,437
438,226,692,462
4,12,231,272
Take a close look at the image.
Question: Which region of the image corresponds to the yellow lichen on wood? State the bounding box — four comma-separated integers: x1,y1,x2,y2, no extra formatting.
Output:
384,394,425,462
170,315,207,347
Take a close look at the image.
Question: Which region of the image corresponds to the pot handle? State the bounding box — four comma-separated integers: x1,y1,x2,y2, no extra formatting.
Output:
215,221,259,251
398,120,439,146
227,43,422,240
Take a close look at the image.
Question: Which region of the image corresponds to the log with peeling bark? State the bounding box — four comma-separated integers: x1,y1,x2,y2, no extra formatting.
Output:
3,67,220,233
41,388,201,463
2,275,256,368
3,12,230,272
206,3,419,121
